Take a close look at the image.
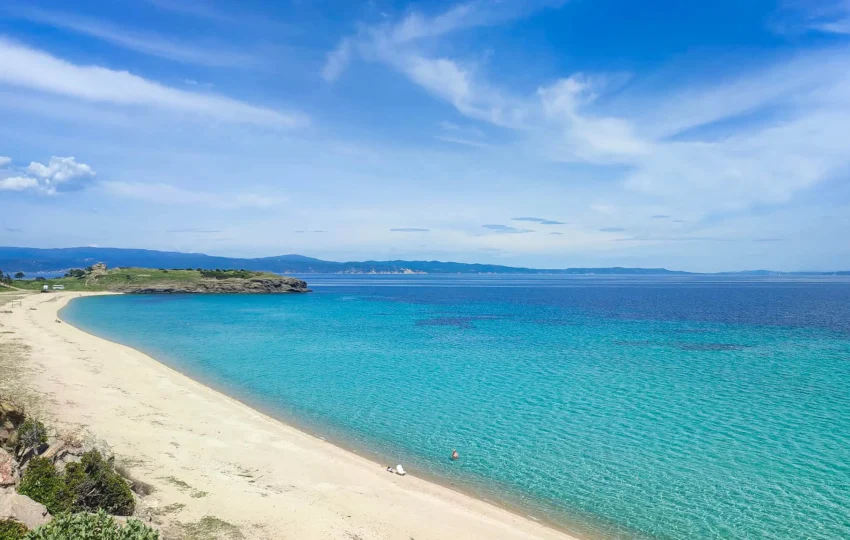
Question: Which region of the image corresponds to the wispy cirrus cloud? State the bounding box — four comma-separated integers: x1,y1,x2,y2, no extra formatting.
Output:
322,38,353,82
435,120,489,148
142,0,296,31
3,7,256,67
143,0,229,21
0,38,306,127
321,2,550,127
435,135,490,148
324,2,850,225
323,1,566,83
771,0,850,35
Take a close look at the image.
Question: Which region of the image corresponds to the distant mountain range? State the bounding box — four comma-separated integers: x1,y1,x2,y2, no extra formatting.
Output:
0,246,848,276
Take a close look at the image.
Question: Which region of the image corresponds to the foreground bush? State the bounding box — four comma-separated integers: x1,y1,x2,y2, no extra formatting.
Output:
17,458,68,515
18,452,134,516
13,420,48,458
24,511,158,540
64,451,135,515
0,520,28,540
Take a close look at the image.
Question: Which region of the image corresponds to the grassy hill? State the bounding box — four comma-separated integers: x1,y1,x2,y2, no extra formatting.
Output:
11,266,302,293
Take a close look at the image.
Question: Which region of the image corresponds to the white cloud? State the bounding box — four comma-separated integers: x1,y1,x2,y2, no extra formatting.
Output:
0,38,306,128
0,155,94,195
0,156,10,167
388,3,477,42
537,75,649,163
27,156,95,184
0,176,39,191
102,181,287,209
391,55,526,127
406,56,471,104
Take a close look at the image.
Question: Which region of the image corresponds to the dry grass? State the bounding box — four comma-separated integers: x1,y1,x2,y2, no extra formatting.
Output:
178,516,244,540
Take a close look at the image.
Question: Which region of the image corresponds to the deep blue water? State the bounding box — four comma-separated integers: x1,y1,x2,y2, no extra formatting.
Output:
62,275,850,539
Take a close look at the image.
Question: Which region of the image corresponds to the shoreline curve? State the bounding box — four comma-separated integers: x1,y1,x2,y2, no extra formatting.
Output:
4,291,582,540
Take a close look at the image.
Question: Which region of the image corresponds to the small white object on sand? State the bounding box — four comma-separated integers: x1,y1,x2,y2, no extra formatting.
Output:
396,464,406,476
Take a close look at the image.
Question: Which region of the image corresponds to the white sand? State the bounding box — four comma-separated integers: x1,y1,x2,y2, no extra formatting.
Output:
2,292,578,540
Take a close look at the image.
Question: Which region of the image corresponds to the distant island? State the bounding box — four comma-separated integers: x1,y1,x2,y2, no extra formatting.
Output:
1,246,849,276
6,263,309,294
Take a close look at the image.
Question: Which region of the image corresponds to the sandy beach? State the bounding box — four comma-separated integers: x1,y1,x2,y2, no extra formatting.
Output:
0,291,578,540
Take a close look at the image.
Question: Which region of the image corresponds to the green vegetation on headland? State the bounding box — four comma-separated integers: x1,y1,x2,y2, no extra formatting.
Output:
7,265,309,294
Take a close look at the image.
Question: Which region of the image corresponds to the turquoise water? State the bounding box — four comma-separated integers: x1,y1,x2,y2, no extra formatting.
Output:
62,276,850,539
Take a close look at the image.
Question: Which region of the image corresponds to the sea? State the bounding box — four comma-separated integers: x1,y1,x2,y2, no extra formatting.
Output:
61,275,850,539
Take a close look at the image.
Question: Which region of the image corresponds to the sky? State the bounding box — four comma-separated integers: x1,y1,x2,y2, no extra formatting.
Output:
1,0,849,272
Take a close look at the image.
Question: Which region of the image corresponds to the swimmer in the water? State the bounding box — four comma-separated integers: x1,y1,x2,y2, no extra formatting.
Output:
451,449,459,461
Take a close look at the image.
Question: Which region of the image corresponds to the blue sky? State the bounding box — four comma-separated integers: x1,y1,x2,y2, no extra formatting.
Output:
1,0,849,271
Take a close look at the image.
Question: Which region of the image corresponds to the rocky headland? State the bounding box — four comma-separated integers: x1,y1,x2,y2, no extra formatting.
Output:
108,276,309,294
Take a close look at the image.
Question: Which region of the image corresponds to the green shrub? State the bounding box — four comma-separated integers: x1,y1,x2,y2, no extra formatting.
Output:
0,520,28,540
64,451,135,516
14,419,48,456
19,452,135,516
18,457,69,515
24,510,158,540
199,269,255,279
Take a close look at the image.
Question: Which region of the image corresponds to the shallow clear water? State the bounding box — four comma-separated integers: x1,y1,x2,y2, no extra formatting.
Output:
62,275,850,539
